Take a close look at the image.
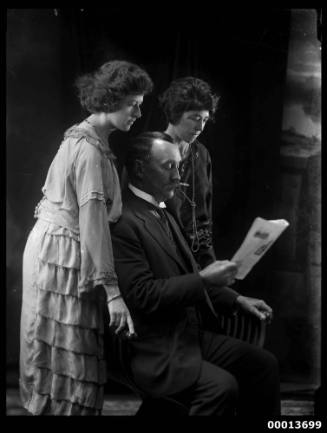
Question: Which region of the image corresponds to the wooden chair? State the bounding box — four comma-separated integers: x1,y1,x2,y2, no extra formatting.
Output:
217,310,266,347
106,311,266,415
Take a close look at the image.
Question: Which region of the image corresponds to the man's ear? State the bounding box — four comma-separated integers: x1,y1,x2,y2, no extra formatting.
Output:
134,159,144,180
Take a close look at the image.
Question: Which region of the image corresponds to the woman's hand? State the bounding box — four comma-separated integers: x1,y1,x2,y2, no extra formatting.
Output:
107,295,137,339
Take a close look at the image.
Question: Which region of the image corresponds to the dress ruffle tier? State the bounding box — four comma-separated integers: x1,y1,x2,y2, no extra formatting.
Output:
20,221,107,415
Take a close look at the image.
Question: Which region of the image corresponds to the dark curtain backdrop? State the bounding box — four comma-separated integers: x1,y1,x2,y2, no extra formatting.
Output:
7,8,292,381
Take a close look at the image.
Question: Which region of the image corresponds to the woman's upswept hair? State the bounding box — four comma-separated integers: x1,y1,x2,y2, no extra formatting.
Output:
125,131,173,181
75,60,153,113
159,77,220,124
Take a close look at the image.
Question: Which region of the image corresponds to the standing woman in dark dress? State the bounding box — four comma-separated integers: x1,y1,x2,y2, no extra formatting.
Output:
159,77,219,269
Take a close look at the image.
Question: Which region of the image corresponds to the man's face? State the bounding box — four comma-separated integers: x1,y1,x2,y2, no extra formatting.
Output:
173,110,210,143
142,139,182,202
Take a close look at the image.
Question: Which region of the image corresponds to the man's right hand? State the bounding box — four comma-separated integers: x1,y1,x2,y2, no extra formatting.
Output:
199,260,238,287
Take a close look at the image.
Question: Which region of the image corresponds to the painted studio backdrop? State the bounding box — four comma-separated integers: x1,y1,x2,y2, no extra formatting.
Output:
6,9,321,390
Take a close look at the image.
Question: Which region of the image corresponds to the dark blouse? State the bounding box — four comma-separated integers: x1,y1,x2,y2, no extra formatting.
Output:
165,140,216,269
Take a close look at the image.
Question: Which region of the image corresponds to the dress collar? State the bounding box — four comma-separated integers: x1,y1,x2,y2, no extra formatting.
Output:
65,120,116,160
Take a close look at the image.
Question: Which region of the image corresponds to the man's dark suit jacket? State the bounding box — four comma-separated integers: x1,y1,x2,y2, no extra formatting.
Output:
110,189,240,398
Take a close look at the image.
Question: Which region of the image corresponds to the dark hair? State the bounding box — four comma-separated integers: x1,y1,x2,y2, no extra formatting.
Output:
75,60,153,113
159,77,220,124
125,131,174,181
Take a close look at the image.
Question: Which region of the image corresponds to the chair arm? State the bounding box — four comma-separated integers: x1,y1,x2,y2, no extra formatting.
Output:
217,311,266,347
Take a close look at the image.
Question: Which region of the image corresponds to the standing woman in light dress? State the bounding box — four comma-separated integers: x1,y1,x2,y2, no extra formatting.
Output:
19,60,153,415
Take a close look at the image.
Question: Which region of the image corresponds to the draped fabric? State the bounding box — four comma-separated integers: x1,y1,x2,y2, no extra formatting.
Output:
19,122,122,415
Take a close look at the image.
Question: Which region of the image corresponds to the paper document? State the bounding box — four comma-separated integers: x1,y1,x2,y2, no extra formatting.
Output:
231,217,289,280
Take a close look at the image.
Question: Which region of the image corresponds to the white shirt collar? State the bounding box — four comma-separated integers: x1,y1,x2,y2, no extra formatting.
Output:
128,183,166,208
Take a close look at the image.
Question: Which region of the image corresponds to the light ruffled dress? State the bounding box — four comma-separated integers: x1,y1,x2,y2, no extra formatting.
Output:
19,121,122,415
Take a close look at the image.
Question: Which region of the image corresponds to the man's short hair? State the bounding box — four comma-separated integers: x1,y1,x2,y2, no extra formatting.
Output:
125,131,174,180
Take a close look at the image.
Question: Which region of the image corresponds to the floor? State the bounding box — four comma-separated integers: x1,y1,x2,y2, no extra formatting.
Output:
6,386,314,416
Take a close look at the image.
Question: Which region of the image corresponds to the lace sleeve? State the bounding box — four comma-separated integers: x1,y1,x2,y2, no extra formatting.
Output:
74,140,120,298
78,199,119,297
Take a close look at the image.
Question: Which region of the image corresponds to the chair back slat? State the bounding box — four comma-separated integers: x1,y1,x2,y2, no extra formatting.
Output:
216,312,266,347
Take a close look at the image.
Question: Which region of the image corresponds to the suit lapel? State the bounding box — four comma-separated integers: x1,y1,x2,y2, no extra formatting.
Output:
142,211,194,272
125,191,192,271
165,211,199,273
143,211,180,262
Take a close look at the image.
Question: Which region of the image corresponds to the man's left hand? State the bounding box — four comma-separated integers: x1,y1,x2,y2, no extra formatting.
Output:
235,295,273,323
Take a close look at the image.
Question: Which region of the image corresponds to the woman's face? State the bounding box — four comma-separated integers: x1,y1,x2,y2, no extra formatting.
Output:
172,110,210,143
109,94,144,131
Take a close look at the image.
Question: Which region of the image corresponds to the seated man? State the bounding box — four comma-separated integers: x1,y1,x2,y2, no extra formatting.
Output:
110,131,280,416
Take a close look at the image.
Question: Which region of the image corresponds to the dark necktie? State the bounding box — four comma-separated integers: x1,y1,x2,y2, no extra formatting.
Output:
157,208,175,242
158,208,197,270
156,208,184,263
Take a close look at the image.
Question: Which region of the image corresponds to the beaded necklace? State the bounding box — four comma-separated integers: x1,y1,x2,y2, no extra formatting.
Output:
178,144,200,253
